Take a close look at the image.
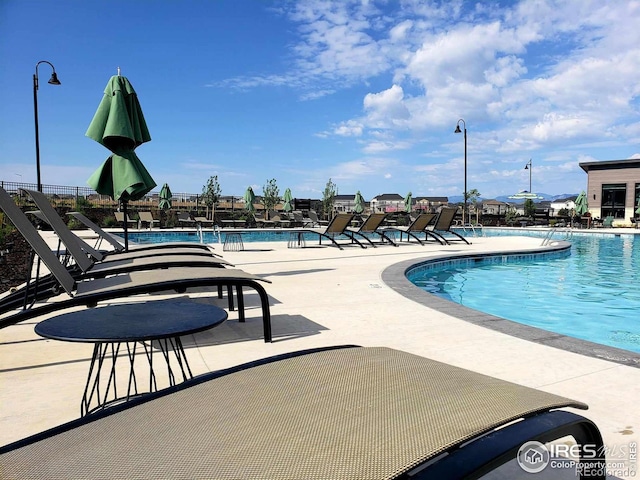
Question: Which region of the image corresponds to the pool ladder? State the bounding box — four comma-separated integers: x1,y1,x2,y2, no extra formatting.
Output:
541,227,573,246
196,224,222,244
461,223,485,237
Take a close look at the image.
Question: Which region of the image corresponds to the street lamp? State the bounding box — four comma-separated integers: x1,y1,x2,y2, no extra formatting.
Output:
524,159,532,193
454,119,467,224
33,60,61,192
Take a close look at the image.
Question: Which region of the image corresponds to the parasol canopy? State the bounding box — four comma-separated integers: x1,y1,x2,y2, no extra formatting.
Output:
159,183,172,211
354,191,365,214
283,188,293,212
244,186,256,214
404,191,412,213
508,191,543,200
86,73,156,250
574,191,589,216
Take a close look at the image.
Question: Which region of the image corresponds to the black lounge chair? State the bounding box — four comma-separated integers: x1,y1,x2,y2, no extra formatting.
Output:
305,213,367,249
383,213,445,245
344,213,397,247
177,211,196,228
0,346,606,479
68,211,217,255
137,211,159,229
0,187,272,342
429,207,471,244
23,189,232,274
194,216,214,227
114,211,137,227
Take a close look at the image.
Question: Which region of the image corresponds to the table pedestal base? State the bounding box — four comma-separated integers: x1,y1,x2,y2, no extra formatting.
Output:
82,337,192,417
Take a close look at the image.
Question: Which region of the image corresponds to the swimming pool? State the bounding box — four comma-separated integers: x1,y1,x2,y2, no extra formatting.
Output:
127,230,325,245
406,230,640,354
128,228,640,355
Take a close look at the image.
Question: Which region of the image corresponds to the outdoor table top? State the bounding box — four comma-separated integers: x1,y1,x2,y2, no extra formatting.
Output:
34,299,228,343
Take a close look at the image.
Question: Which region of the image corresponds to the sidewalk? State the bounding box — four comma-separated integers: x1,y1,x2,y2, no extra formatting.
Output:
1,233,638,477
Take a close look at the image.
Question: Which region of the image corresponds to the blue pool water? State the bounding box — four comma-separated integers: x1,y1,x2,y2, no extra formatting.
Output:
127,230,325,244
407,230,640,353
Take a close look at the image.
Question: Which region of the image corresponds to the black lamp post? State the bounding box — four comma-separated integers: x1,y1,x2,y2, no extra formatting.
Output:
524,159,532,193
33,60,61,192
454,119,467,224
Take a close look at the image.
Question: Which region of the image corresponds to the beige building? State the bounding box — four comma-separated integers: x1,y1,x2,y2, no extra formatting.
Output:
579,158,640,221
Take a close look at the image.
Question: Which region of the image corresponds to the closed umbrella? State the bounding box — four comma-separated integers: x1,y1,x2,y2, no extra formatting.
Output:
404,191,412,213
159,183,172,211
574,191,588,216
244,186,256,214
283,188,293,212
86,73,156,250
354,191,365,214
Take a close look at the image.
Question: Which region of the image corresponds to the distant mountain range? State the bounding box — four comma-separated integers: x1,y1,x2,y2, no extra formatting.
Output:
447,193,579,204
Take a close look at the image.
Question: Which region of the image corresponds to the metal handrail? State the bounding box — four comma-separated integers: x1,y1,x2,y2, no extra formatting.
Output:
461,223,484,237
541,227,572,246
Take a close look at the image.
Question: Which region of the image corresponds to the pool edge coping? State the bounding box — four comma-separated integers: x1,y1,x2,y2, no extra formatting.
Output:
381,243,640,369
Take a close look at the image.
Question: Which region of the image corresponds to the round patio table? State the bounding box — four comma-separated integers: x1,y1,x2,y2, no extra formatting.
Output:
35,298,227,416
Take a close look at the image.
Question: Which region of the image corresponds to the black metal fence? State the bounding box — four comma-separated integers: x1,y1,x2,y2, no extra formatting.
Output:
0,181,245,212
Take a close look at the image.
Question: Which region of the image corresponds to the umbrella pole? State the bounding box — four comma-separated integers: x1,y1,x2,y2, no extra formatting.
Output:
123,201,129,251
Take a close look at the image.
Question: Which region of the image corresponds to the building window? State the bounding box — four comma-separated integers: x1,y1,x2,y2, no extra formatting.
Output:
635,183,640,218
601,184,626,218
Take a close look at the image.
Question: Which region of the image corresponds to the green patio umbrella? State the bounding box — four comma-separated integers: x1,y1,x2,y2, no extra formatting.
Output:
86,73,156,250
159,183,172,210
244,186,256,214
574,191,588,216
404,191,412,213
354,191,365,214
283,188,293,212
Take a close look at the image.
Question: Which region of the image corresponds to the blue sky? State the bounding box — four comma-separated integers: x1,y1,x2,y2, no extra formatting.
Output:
1,0,639,201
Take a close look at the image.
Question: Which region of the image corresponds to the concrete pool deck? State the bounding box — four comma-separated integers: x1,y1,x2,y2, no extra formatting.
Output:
1,229,639,477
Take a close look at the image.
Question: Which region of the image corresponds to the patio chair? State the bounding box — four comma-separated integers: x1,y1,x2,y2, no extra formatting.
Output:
0,187,272,341
138,211,159,229
270,212,291,228
344,213,397,247
114,211,137,227
0,346,606,479
383,213,445,245
25,209,233,278
429,207,471,244
6,192,233,315
291,210,312,228
177,212,196,228
67,211,217,255
194,216,214,227
252,212,274,228
307,210,328,227
304,213,366,249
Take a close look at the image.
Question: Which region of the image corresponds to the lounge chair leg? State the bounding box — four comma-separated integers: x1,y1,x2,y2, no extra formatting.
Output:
227,285,235,311
237,286,245,323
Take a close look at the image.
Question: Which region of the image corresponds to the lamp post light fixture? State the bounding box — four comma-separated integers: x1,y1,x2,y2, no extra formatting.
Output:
33,60,61,192
524,158,532,193
454,119,467,225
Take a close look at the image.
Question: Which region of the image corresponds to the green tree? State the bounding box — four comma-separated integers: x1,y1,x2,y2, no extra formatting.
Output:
262,178,280,218
322,178,337,220
505,205,518,225
202,175,221,221
467,188,481,224
524,198,536,217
